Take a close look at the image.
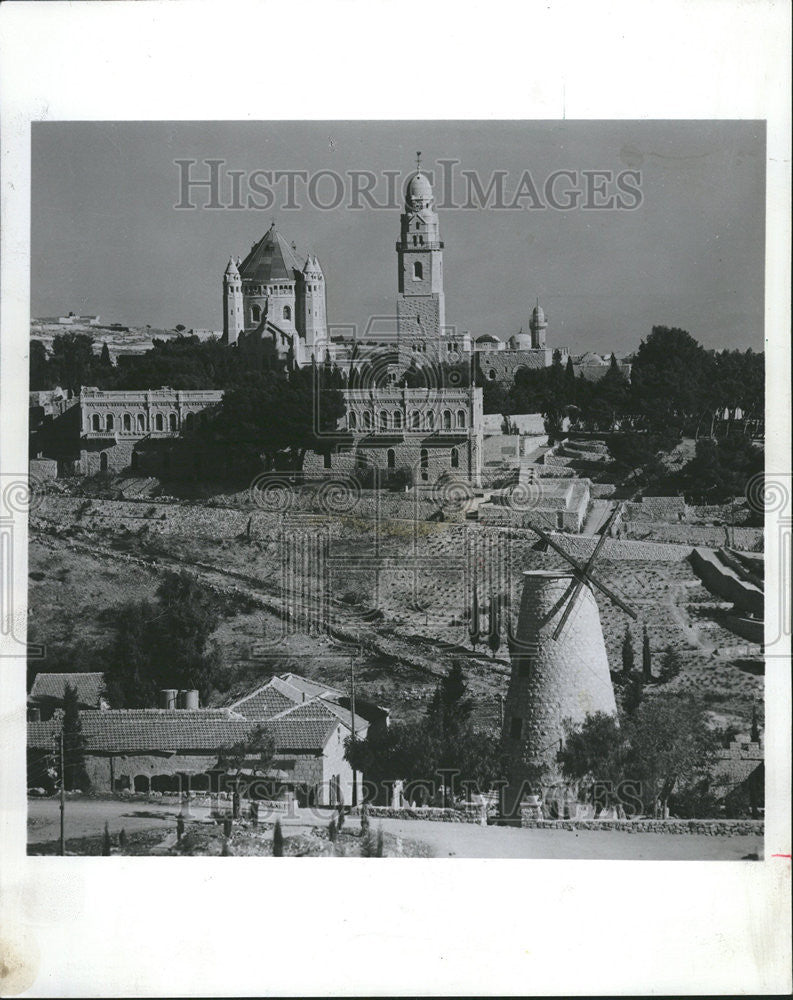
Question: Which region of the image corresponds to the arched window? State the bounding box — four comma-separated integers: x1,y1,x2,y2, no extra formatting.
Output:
251,304,261,323
416,222,420,230
393,411,403,429
136,413,145,432
387,448,396,470
283,305,291,321
169,413,178,432
413,261,423,280
413,236,418,246
420,448,429,481
426,411,435,430
456,409,466,428
410,410,421,429
488,368,497,380
363,411,372,429
451,447,459,468
91,414,101,432
379,411,389,430
348,411,357,430
184,412,194,430
442,409,452,429
106,413,114,431
155,413,164,432
123,413,131,432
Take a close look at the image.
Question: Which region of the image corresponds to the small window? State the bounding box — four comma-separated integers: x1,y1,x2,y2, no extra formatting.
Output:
169,413,178,432
510,717,523,740
123,413,131,431
387,448,395,470
410,411,420,429
136,413,145,432
91,414,101,431
488,369,496,381
106,414,114,431
348,411,357,430
442,410,452,429
450,447,459,469
155,413,164,432
379,411,389,430
456,409,466,428
415,222,420,230
393,411,403,429
426,412,435,430
283,305,291,321
363,411,372,429
413,261,423,280
251,304,261,323
184,412,194,430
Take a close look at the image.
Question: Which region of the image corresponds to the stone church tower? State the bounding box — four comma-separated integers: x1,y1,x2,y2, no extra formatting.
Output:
222,223,328,366
223,256,244,345
396,155,446,345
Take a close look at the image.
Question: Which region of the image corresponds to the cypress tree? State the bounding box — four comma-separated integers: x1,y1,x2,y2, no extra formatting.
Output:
62,683,89,791
621,626,635,677
272,819,284,857
642,625,653,681
102,822,112,856
750,704,760,743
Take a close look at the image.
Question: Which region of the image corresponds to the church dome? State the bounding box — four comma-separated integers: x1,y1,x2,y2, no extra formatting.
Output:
406,170,433,206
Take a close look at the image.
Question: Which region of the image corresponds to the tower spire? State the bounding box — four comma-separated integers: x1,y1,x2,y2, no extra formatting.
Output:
416,150,422,172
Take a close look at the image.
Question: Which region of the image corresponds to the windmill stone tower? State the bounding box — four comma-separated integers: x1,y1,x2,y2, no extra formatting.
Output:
502,570,618,814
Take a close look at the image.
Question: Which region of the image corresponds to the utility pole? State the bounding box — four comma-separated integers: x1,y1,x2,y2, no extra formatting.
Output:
59,728,65,857
350,655,357,807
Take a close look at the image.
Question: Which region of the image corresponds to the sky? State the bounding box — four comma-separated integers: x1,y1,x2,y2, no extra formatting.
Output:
31,120,766,355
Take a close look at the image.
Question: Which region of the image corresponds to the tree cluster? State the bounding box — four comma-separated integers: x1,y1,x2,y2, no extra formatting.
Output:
344,662,508,805
558,695,723,818
104,571,222,707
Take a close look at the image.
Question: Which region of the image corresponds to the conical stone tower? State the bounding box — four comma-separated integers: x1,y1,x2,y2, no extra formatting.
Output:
502,570,617,814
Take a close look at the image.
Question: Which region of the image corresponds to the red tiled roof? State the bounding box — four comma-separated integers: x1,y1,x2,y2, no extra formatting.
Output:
28,706,340,755
227,683,296,721
30,672,105,707
28,709,252,753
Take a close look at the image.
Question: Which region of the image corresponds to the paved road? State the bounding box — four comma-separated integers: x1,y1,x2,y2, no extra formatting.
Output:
28,798,762,860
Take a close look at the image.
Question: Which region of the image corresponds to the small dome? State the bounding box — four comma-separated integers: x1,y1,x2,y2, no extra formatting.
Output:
406,170,433,205
476,334,499,344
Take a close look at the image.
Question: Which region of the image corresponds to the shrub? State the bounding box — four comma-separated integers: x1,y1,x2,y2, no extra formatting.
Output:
328,818,337,843
376,826,384,858
360,829,377,857
360,802,370,836
102,821,111,856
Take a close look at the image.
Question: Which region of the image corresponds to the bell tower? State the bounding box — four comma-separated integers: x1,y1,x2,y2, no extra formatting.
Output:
223,256,244,345
396,152,445,345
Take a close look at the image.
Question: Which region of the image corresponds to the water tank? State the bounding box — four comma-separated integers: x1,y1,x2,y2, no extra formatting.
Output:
160,689,178,710
180,689,199,710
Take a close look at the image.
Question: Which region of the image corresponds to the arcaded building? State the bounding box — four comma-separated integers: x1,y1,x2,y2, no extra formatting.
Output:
304,385,484,486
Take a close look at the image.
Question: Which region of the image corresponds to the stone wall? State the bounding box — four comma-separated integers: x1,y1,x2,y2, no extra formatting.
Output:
520,817,764,835
625,522,763,552
350,805,485,824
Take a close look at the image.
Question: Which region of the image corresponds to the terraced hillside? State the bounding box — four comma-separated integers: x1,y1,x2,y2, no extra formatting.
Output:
29,495,762,729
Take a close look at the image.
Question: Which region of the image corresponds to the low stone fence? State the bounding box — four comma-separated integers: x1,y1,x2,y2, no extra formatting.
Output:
519,817,763,835
351,805,486,824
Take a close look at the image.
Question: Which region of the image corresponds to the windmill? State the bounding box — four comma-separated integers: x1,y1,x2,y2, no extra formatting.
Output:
519,502,637,644
501,503,639,813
